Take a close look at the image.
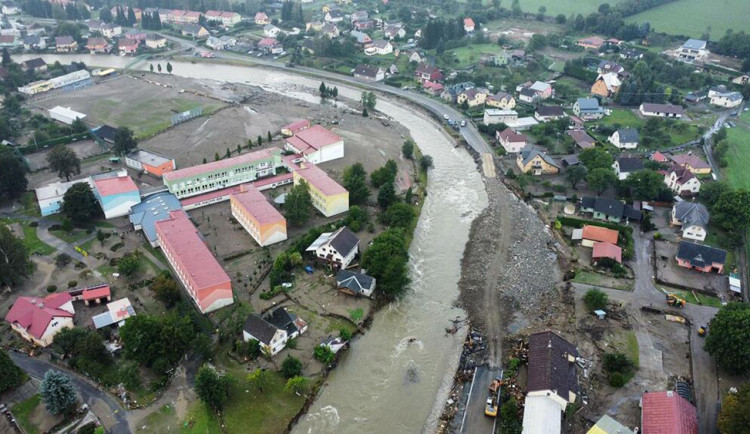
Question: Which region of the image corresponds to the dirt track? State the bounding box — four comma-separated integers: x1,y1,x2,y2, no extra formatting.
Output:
458,178,565,367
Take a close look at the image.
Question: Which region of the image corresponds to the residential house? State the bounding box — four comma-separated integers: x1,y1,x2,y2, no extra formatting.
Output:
117,38,139,55
486,91,516,109
293,163,349,216
353,64,385,82
124,149,176,177
639,103,684,118
281,119,310,137
264,24,281,38
85,37,109,53
353,20,374,30
336,269,376,297
422,81,444,96
534,106,565,122
678,39,708,62
321,23,340,38
254,12,270,25
525,81,553,100
306,226,359,269
441,82,474,103
156,210,233,313
5,293,75,347
592,242,622,264
206,36,226,50
230,186,287,246
325,10,344,23
588,415,634,434
350,10,368,23
320,335,348,354
1,1,20,14
285,124,344,164
665,165,701,196
21,57,47,72
306,21,325,32
145,34,167,49
55,36,77,52
613,156,643,180
580,196,642,223
671,201,709,242
676,241,726,274
91,171,141,219
670,153,711,174
101,23,122,38
349,30,372,45
684,91,708,104
732,74,750,85
258,37,283,54
597,60,625,75
574,225,619,248
517,149,559,175
414,63,443,83
22,35,46,50
608,128,639,149
463,17,475,33
591,73,622,98
619,47,643,60
457,87,488,107
180,24,209,38
574,98,605,120
522,331,578,434
641,391,697,434
576,36,606,50
651,151,668,163
365,40,393,56
567,130,596,149
383,22,405,39
709,90,743,108
484,109,518,126
205,10,241,27
496,128,527,153
243,307,307,356
407,50,423,63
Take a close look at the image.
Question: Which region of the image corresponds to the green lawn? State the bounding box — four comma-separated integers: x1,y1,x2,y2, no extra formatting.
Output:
594,109,644,128
625,331,640,367
12,394,41,434
658,285,723,308
448,44,503,68
724,126,750,190
484,0,625,18
572,270,633,291
592,109,700,149
0,218,56,256
19,192,41,217
48,228,91,245
626,0,750,39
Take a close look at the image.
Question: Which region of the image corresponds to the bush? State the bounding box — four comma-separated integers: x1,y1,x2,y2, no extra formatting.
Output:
67,280,78,288
609,372,626,387
339,328,352,341
313,346,335,364
281,356,303,379
583,288,608,312
286,338,297,349
46,285,58,293
110,242,124,252
55,253,72,268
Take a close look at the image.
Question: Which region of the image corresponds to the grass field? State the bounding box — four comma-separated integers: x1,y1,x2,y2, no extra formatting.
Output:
592,109,700,149
573,270,634,291
594,109,643,128
724,126,750,190
12,395,42,434
448,44,503,68
0,218,56,256
509,0,625,17
626,0,750,38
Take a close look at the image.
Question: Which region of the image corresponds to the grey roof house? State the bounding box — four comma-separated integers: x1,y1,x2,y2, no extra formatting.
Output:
671,201,709,242
609,128,639,149
336,269,376,297
243,307,307,356
573,98,605,120
580,196,641,223
613,156,643,180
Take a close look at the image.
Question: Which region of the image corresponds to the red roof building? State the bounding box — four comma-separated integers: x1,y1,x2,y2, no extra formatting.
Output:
463,17,475,32
284,124,344,164
81,284,112,305
582,225,619,245
651,151,668,162
230,186,287,246
5,293,75,346
281,119,311,137
592,242,622,263
293,163,349,217
155,210,233,313
93,176,138,196
642,391,698,434
118,38,139,53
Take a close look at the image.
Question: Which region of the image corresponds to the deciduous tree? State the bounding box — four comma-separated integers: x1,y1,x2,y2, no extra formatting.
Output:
402,140,415,160
718,382,750,434
281,355,302,379
343,163,369,205
377,181,396,210
0,148,28,198
284,180,312,226
113,127,137,156
195,364,233,411
705,303,750,374
61,182,100,225
247,368,269,393
712,189,750,233
0,225,33,289
565,165,587,189
579,148,613,171
0,349,22,393
586,168,617,194
47,145,80,181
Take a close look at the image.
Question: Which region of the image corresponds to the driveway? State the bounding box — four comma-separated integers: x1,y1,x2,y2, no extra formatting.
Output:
36,219,99,269
460,366,500,434
8,352,130,434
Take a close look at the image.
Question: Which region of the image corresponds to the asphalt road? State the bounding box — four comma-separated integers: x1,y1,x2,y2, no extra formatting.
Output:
8,352,130,434
156,34,493,156
461,366,501,434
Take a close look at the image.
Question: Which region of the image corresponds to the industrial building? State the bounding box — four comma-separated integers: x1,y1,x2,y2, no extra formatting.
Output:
49,106,86,125
293,163,349,217
162,147,283,199
155,210,233,313
230,185,287,246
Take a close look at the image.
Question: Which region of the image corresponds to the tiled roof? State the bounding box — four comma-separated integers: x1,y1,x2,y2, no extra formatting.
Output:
5,294,74,339
295,164,347,196
497,128,526,143
676,241,726,268
536,106,564,117
641,103,684,116
670,154,710,170
673,202,709,230
616,157,643,173
582,225,619,244
520,149,559,168
286,125,342,155
567,130,596,149
93,175,138,196
155,210,231,291
615,128,639,143
163,148,279,182
329,226,359,258
592,242,622,263
282,119,310,134
82,284,111,301
642,391,698,434
527,331,578,401
231,186,284,225
336,270,375,294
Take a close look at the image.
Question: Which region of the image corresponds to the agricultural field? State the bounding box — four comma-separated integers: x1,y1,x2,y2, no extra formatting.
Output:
500,0,625,17
724,122,750,190
626,0,750,39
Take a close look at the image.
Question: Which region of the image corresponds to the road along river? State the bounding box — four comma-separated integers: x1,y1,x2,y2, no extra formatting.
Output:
14,55,489,433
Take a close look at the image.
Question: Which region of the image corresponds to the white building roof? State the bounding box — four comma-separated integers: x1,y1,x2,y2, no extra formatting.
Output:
522,395,561,434
49,106,86,121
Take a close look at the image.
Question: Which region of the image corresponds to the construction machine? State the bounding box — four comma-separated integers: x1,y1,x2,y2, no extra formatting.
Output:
666,293,686,308
485,377,503,417
698,326,708,337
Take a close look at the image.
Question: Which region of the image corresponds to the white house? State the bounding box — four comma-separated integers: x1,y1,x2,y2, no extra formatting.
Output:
496,128,527,154
671,201,709,242
336,269,376,297
4,293,75,347
608,128,639,149
710,91,743,108
640,103,684,118
306,226,359,269
612,157,643,181
665,165,701,196
365,40,393,56
284,124,344,164
678,39,708,61
263,24,281,38
483,109,518,126
243,307,307,356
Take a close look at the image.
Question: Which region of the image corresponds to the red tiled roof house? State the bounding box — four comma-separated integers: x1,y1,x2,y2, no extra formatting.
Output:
641,391,698,434
5,293,75,346
230,185,287,246
155,210,233,313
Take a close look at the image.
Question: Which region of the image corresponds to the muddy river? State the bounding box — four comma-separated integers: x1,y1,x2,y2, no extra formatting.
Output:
14,54,489,433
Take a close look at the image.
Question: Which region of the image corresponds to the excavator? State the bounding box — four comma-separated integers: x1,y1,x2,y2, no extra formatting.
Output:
666,293,686,308
485,377,503,417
